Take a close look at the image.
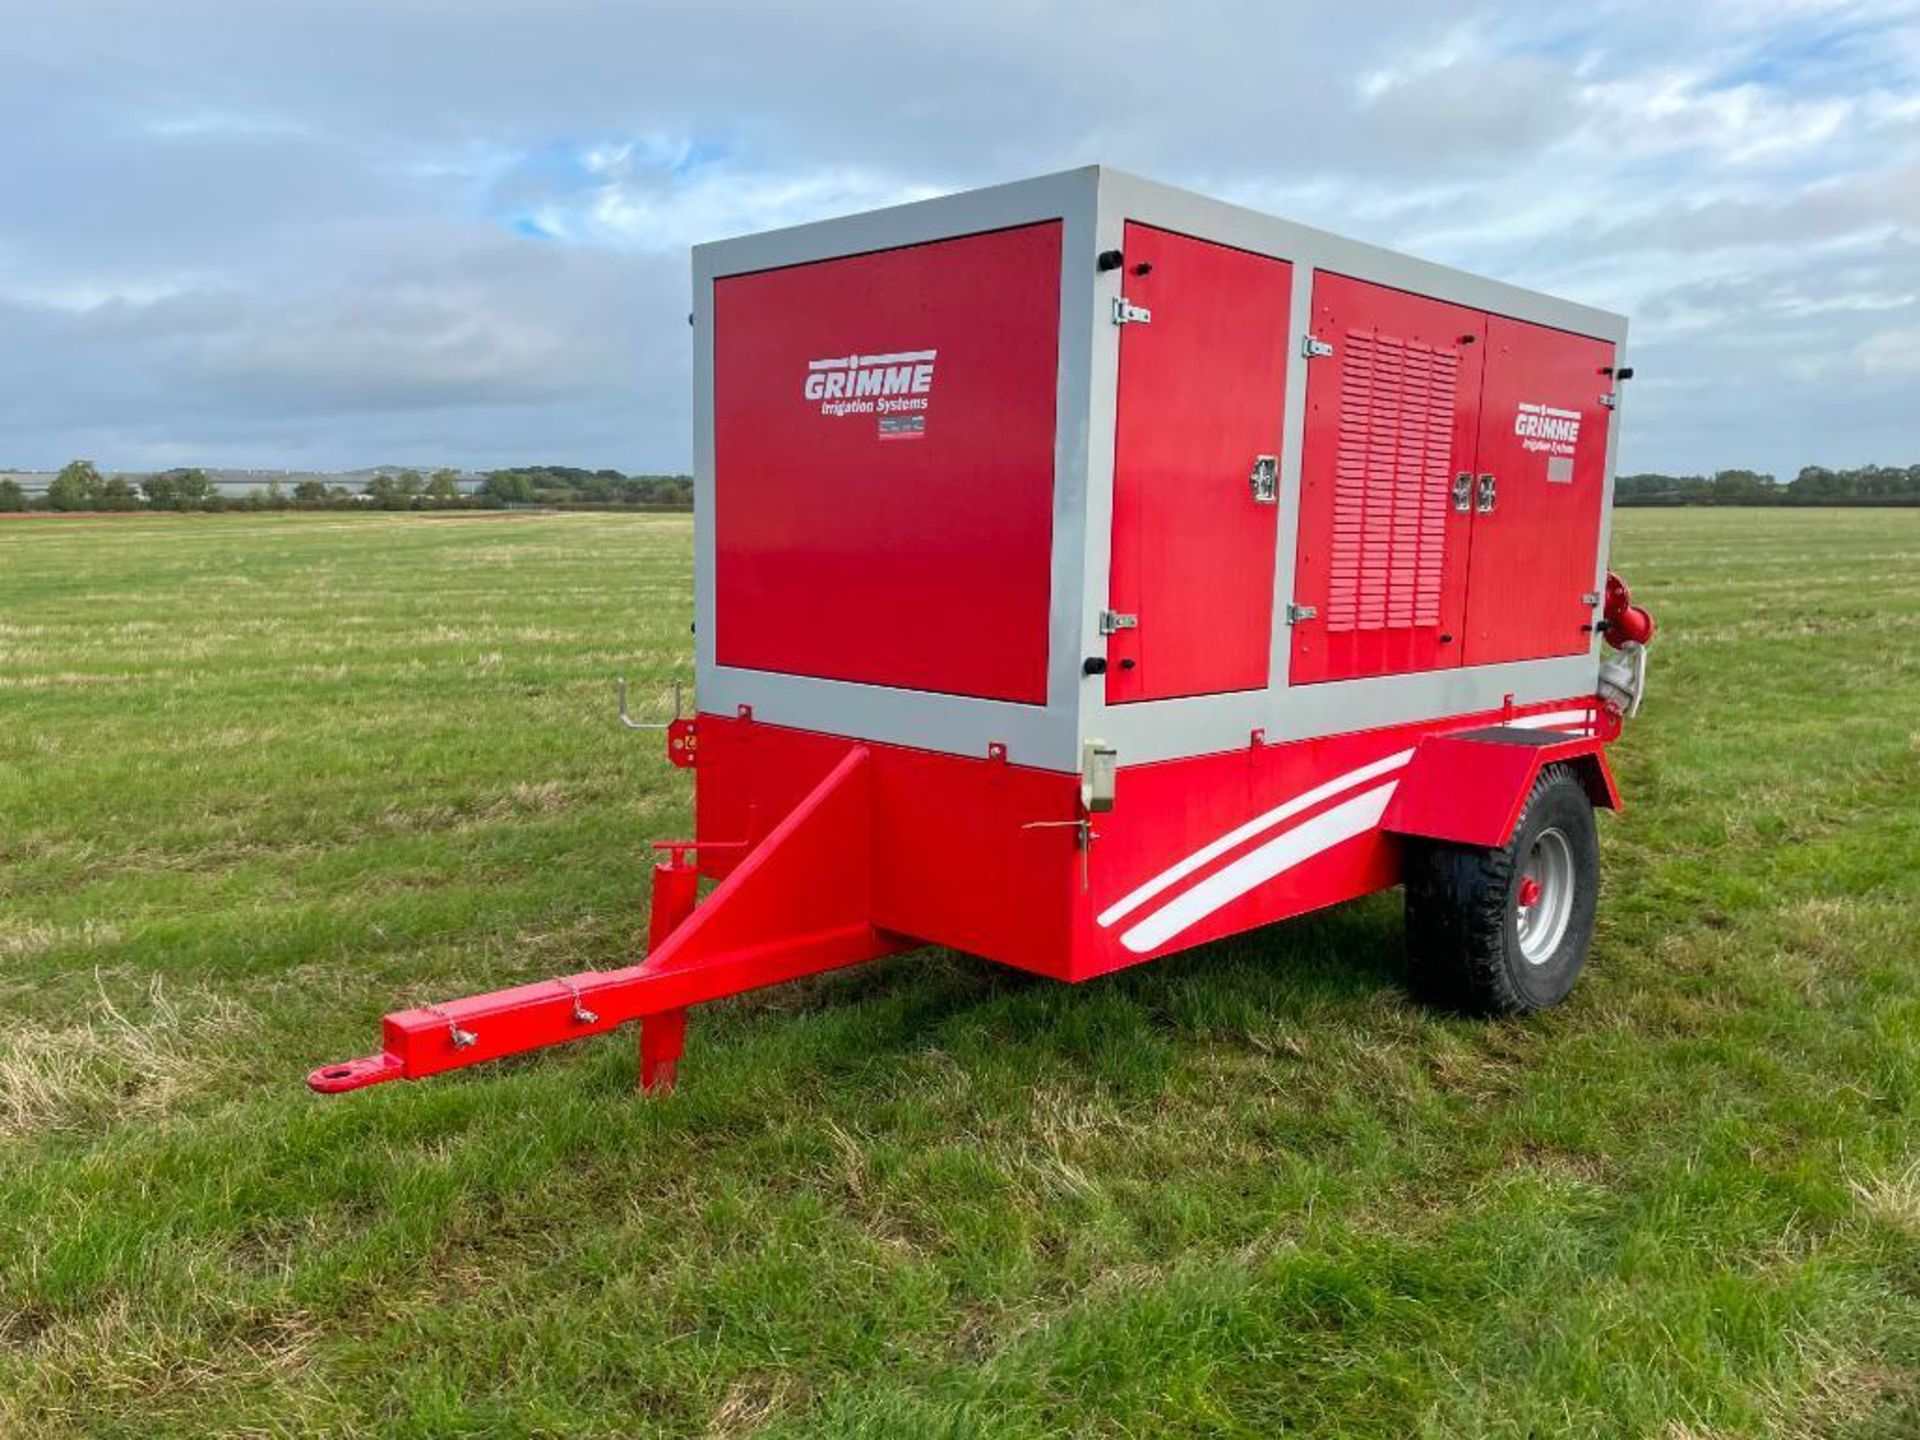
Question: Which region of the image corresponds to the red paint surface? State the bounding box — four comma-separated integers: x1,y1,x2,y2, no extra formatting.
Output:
1290,273,1485,685
1081,724,1408,968
692,712,1431,978
1463,318,1616,665
713,222,1063,703
1106,224,1291,703
1382,730,1619,849
695,715,1083,978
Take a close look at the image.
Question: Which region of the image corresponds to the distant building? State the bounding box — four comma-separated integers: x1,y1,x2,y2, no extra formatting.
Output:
2,471,55,497
203,467,487,497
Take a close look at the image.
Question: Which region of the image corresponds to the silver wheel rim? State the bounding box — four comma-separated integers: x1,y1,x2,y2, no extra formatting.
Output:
1516,826,1575,966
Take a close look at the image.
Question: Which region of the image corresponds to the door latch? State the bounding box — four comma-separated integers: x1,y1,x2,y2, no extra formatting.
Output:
1098,609,1138,636
1249,454,1278,504
1452,471,1472,513
1112,297,1152,326
1476,473,1497,514
1080,740,1117,814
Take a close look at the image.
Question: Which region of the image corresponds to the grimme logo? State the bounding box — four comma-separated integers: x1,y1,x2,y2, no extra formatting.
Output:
1514,401,1581,457
804,350,936,438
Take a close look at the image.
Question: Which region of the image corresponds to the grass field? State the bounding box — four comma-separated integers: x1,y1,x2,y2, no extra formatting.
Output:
2,508,1917,1437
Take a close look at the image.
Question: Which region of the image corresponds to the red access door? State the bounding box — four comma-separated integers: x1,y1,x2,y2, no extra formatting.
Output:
1106,224,1291,704
1289,274,1486,685
713,222,1062,704
1462,318,1616,665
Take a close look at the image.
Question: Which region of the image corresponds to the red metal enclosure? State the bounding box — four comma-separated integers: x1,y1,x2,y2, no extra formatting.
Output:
693,714,1084,978
713,222,1063,704
310,168,1639,1099
1106,224,1291,703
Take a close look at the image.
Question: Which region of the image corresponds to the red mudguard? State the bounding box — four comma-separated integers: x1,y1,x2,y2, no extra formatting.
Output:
1381,726,1620,850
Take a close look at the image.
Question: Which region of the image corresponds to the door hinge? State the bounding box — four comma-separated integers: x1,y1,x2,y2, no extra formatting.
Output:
1599,392,1618,409
1098,609,1138,636
1476,472,1497,514
1249,454,1278,504
1301,333,1335,358
1112,297,1152,326
1581,589,1602,606
1286,603,1317,624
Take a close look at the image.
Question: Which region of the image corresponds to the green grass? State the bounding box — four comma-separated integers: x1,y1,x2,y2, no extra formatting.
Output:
1,508,1916,1437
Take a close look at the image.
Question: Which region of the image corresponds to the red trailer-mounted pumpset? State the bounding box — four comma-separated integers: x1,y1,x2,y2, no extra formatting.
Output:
311,168,1655,1097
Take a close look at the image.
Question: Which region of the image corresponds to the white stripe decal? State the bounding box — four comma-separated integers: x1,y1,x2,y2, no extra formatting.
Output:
1095,704,1593,942
1507,707,1595,734
1119,782,1400,954
856,350,937,366
1096,749,1415,930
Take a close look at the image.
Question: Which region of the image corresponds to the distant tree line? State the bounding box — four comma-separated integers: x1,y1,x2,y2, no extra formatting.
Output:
6,458,1913,516
1616,464,1920,506
476,466,692,508
0,461,696,513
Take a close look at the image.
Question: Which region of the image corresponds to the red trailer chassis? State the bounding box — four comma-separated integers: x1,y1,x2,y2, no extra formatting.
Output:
311,167,1652,1097
310,693,1634,1095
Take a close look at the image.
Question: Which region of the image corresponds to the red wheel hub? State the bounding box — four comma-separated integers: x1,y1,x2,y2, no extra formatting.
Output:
1516,876,1543,908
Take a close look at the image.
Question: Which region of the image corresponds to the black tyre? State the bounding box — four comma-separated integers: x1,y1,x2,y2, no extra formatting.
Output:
1403,763,1600,1015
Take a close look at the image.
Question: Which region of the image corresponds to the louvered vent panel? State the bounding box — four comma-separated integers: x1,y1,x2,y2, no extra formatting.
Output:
1324,330,1459,634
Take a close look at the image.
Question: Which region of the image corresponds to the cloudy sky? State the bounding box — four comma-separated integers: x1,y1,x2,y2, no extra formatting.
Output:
3,0,1916,477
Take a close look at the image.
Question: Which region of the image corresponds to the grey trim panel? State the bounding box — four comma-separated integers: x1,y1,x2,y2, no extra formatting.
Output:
695,168,1101,281
699,665,1075,762
1091,655,1602,767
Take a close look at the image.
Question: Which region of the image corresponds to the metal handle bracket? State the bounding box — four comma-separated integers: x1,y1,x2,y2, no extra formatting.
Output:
1249,455,1278,504
617,678,686,731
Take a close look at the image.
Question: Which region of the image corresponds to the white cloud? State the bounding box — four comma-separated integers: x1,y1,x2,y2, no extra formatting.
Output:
497,147,942,253
0,0,1916,475
1855,327,1920,375
1355,23,1487,102
141,110,315,141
